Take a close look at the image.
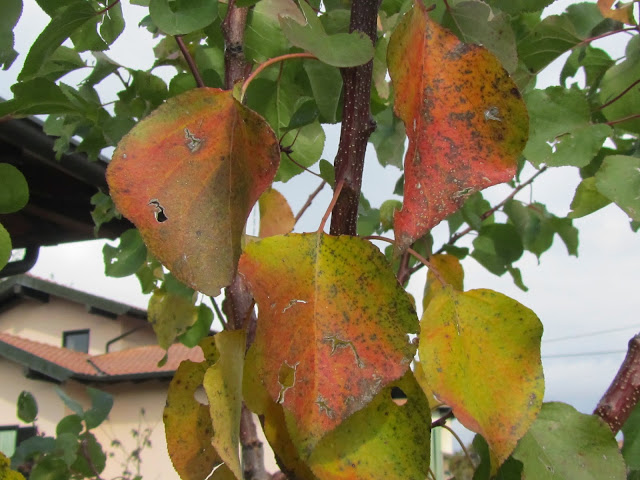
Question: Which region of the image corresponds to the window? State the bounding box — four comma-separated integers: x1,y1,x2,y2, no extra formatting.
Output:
0,426,36,457
63,329,89,353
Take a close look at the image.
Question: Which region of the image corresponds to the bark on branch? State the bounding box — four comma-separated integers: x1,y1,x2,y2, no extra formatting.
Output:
594,333,640,434
329,0,381,236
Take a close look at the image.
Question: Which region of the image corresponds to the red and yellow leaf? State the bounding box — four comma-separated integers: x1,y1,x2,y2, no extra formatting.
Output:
163,338,220,480
203,330,246,480
597,0,637,25
418,286,544,469
107,88,280,296
387,1,528,251
238,233,418,455
259,188,295,237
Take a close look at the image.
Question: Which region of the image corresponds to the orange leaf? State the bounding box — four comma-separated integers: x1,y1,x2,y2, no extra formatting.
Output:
107,88,280,296
238,233,418,455
259,188,295,237
597,0,637,25
388,1,528,251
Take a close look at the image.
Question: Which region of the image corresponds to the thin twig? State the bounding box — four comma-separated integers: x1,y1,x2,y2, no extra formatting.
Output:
175,36,205,88
283,152,324,179
575,27,638,48
319,178,345,232
605,112,640,126
434,166,548,255
441,424,475,470
597,78,640,111
240,52,318,100
295,180,327,224
428,468,437,480
211,296,228,330
431,408,454,428
96,0,121,15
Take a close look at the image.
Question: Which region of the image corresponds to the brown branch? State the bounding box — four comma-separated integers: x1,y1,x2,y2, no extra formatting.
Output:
222,0,251,89
597,77,640,111
240,405,268,480
396,251,411,285
175,36,205,88
329,0,381,236
594,333,640,434
431,408,454,428
295,180,327,224
80,435,105,480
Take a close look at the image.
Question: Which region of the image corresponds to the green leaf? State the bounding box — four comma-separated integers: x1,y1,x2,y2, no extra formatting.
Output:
18,0,97,81
0,78,88,117
17,391,37,423
244,0,295,63
103,229,147,278
599,36,640,133
303,60,343,123
30,456,69,480
178,304,214,348
357,194,380,236
279,1,374,67
99,0,125,45
149,0,218,35
523,87,596,167
569,177,612,218
370,107,406,169
549,124,612,168
56,415,83,437
285,98,319,131
54,387,84,417
54,433,78,467
0,0,22,70
446,0,518,74
471,224,523,276
517,15,582,74
0,224,10,270
148,288,199,349
277,121,325,182
461,192,494,231
485,0,554,14
0,163,28,214
380,199,403,231
513,402,626,480
472,434,524,480
71,432,106,477
622,401,640,470
90,191,120,235
318,159,335,187
83,388,113,430
561,46,613,89
595,155,640,221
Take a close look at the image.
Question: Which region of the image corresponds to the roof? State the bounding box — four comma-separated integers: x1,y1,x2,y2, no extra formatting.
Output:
0,332,204,383
0,274,147,320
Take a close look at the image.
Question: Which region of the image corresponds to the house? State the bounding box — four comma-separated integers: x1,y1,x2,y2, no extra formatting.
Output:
0,274,203,480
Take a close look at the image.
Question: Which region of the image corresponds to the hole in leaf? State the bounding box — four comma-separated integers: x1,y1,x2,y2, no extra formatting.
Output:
193,386,209,406
149,199,168,223
390,386,408,406
277,361,298,404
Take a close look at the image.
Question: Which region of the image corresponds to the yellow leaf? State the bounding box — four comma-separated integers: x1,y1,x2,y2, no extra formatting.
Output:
422,253,464,312
259,188,295,237
419,286,544,469
597,0,637,25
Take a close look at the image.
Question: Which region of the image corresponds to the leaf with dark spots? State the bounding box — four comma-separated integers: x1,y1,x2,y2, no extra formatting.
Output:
107,88,280,296
419,286,544,470
238,233,418,455
387,0,528,252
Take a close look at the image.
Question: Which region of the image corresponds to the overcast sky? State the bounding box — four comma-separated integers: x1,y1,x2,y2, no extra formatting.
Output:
2,0,640,446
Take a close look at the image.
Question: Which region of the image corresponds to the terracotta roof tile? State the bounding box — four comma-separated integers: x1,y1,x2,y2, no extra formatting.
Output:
0,333,204,381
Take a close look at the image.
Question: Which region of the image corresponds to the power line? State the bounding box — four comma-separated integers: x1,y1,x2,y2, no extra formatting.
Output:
543,350,627,359
545,324,640,343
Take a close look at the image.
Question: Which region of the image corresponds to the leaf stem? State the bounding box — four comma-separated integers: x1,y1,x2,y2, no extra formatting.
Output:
240,53,318,101
605,112,640,126
210,296,227,330
597,77,640,111
96,0,121,15
319,178,345,232
430,408,454,428
575,27,638,48
442,424,475,470
175,36,205,88
295,180,327,224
